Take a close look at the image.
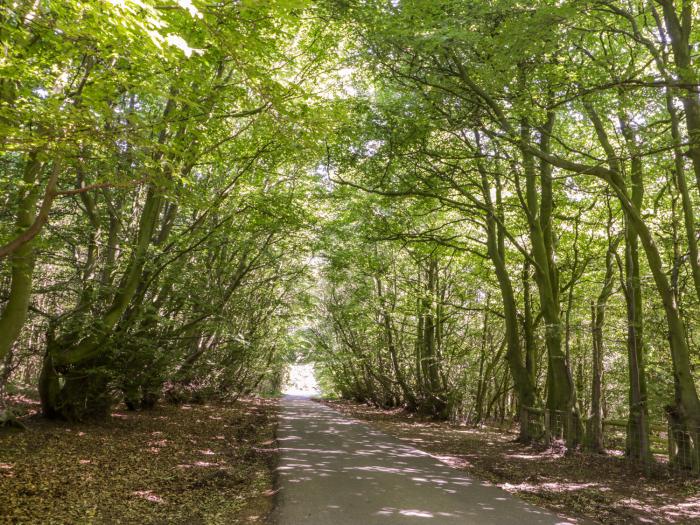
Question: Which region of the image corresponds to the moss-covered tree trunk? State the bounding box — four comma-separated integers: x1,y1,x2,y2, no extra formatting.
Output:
0,154,44,364
479,159,537,440
39,184,163,420
584,101,653,461
419,257,446,417
520,118,577,443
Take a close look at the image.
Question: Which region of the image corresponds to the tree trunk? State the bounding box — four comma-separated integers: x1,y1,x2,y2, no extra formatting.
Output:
478,158,537,439
0,154,44,363
39,184,164,420
520,118,576,441
587,222,617,452
659,0,700,197
522,260,537,387
376,276,416,409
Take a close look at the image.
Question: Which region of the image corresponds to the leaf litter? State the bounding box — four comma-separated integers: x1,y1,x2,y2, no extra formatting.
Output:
0,397,278,524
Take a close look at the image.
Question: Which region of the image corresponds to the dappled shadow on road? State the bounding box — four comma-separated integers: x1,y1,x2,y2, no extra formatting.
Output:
327,400,700,524
274,396,579,525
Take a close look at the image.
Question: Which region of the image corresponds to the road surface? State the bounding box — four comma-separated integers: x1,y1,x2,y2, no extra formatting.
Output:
273,396,579,524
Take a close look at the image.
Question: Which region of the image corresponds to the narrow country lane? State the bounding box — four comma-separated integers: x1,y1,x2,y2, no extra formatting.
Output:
273,396,579,525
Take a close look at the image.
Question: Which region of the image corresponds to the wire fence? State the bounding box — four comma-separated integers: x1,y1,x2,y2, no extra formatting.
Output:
522,406,700,477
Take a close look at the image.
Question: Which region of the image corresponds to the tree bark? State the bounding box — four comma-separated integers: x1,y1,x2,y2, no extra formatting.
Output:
0,154,45,363
586,235,616,453
520,118,577,441
478,157,537,439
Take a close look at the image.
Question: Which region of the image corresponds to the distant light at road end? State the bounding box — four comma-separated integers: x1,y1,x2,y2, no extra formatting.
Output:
283,363,321,396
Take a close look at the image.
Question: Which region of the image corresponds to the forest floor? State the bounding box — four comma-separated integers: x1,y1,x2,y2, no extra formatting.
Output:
0,396,278,524
321,399,700,525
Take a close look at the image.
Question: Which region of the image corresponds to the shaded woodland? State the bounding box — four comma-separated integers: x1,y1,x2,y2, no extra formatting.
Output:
3,1,700,517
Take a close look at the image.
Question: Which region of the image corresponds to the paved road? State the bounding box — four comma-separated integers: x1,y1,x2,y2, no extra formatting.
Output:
273,396,579,525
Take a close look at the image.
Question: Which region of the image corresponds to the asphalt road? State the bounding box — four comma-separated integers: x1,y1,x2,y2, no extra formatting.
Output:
272,396,579,525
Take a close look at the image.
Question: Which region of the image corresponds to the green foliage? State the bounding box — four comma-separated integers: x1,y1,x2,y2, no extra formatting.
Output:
1,0,341,418
3,0,700,475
